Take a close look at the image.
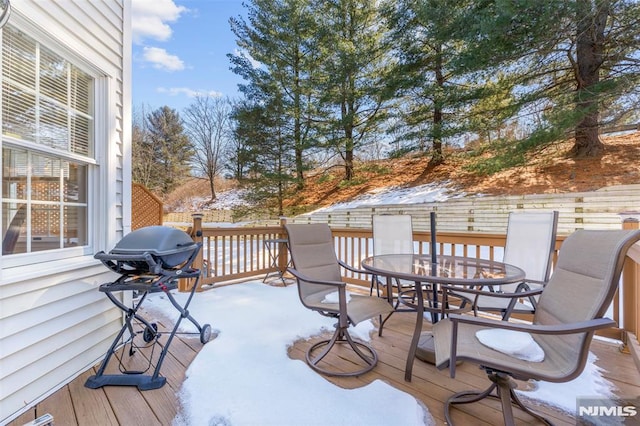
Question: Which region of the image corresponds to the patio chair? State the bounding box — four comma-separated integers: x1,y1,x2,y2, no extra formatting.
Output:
453,211,559,320
371,214,416,296
372,214,422,334
285,223,394,377
433,228,640,425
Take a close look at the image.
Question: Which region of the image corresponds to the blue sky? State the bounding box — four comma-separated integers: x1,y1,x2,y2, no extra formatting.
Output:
131,0,248,113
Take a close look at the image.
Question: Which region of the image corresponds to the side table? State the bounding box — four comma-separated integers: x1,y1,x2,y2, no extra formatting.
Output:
263,238,293,285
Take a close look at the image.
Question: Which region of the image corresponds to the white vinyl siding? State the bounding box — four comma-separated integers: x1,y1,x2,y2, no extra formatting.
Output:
0,1,130,423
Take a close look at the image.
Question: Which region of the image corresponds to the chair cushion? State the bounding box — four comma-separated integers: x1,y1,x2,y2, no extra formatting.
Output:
475,329,544,362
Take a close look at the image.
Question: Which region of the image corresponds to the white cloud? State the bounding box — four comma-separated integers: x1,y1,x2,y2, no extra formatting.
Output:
157,87,223,98
131,0,187,44
142,47,185,72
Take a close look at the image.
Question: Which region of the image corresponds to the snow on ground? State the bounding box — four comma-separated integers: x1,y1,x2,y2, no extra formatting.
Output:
144,282,434,426
311,181,465,212
143,282,616,425
174,181,464,215
170,188,251,212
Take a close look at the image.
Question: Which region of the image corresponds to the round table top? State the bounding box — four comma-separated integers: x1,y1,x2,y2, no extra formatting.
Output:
361,254,525,286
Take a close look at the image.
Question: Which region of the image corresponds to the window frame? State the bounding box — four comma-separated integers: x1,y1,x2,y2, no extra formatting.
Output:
1,21,104,269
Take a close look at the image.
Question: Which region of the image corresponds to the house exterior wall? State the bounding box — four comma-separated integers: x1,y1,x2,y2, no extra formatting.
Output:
0,1,131,423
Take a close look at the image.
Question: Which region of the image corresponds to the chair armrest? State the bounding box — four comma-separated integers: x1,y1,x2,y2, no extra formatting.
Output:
287,266,351,325
442,284,543,299
519,279,546,287
446,314,616,377
448,313,616,335
338,259,373,276
515,279,545,292
286,267,345,288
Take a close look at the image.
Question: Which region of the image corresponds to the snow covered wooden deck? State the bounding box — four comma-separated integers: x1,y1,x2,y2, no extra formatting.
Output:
8,296,639,426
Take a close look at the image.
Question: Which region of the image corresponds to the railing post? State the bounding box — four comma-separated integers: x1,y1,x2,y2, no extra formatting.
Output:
180,213,204,292
278,217,288,274
621,214,640,346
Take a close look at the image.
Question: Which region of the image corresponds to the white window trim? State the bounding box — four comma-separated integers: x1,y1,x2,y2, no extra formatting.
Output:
1,19,110,270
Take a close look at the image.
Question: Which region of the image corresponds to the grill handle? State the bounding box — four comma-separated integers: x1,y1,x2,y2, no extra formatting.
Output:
95,251,157,264
94,251,160,274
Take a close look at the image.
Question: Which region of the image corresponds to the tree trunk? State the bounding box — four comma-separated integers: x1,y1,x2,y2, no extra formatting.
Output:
430,45,444,166
295,148,304,189
342,91,355,180
209,177,216,201
278,157,284,216
571,0,608,157
294,63,305,190
431,108,444,166
345,148,353,181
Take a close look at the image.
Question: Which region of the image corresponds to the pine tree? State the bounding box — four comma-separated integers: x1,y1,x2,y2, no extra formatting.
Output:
229,0,321,189
145,106,194,195
314,0,391,180
382,0,474,166
450,0,640,158
231,92,295,216
132,104,157,190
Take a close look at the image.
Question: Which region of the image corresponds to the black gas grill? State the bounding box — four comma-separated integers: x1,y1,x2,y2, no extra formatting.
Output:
85,226,212,391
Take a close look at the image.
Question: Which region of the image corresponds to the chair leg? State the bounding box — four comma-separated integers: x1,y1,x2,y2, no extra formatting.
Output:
370,275,383,297
306,323,378,377
378,311,394,336
508,385,553,425
444,371,553,426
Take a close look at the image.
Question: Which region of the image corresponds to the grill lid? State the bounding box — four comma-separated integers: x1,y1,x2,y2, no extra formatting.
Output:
109,225,197,268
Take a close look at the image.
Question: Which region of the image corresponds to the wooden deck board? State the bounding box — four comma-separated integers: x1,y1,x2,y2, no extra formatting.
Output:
68,369,119,426
6,289,640,426
35,385,76,425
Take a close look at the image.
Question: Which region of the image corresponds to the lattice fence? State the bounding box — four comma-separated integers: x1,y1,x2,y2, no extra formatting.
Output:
132,183,163,230
290,184,640,235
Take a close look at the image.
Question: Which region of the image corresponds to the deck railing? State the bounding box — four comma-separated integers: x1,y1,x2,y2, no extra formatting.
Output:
179,214,640,346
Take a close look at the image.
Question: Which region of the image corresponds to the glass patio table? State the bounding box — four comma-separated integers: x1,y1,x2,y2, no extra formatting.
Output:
361,254,525,381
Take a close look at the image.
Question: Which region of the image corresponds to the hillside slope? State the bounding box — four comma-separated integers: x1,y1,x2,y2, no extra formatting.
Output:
285,132,640,211
165,132,639,213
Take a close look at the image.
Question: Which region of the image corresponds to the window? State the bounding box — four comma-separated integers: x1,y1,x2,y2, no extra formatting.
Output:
1,25,94,259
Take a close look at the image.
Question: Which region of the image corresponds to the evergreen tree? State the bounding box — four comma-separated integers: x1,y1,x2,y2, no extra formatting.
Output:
314,0,391,180
145,106,194,195
450,0,640,158
131,104,157,190
230,99,267,181
382,0,473,165
231,92,295,216
229,0,321,189
227,100,254,181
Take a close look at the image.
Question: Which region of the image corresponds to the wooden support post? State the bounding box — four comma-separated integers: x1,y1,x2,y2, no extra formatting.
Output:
621,215,640,350
180,213,204,292
278,217,288,275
